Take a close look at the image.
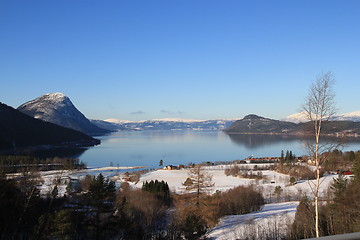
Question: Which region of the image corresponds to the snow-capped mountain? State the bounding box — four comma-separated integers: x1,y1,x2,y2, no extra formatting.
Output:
283,111,360,123
331,111,360,122
281,112,309,123
91,118,237,131
0,102,100,150
18,92,110,136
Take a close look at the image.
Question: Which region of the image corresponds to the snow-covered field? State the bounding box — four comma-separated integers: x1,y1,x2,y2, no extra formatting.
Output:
134,165,342,239
207,201,299,240
135,165,340,200
135,168,254,194
13,163,343,239
11,164,341,201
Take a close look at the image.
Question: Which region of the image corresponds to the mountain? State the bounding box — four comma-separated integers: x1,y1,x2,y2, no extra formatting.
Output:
283,111,360,123
91,118,237,131
281,112,309,124
90,119,128,131
225,114,360,137
17,93,110,136
331,111,360,122
225,114,297,134
0,102,100,151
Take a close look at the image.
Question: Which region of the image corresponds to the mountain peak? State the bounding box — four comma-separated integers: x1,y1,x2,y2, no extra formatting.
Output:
40,92,71,106
18,93,109,136
45,92,67,101
243,114,262,120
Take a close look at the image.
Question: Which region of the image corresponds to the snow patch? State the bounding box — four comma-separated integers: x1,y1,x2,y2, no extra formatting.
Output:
207,201,299,240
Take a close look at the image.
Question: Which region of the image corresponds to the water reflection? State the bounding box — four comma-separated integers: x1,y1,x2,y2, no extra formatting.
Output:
227,134,302,149
26,147,88,159
227,133,360,151
28,131,360,168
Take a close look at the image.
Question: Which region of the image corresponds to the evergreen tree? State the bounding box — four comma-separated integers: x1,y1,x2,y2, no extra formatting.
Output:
291,196,316,239
285,150,290,162
86,173,116,239
51,209,75,240
330,174,348,203
280,150,284,165
289,150,293,161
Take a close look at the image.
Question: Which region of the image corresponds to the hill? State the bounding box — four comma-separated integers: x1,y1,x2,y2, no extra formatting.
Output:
225,114,297,134
0,102,100,152
225,114,360,137
17,92,110,136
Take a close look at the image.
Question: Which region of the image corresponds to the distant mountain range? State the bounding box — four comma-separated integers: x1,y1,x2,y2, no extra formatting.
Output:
18,93,110,136
282,111,360,123
90,118,236,131
0,102,100,152
11,92,360,137
225,114,360,137
90,110,360,132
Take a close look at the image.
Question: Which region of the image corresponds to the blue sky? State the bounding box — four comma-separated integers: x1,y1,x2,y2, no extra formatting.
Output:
1,0,359,121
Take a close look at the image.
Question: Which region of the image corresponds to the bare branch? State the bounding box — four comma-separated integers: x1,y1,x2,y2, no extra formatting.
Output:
302,71,338,238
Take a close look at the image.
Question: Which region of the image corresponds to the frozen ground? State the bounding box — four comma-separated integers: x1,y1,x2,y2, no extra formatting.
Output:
135,168,254,194
9,163,341,200
135,165,340,199
7,164,344,239
206,201,299,240
135,165,343,239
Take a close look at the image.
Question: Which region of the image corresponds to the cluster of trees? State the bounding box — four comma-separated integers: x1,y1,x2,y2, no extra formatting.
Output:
276,162,319,180
169,185,265,240
0,171,117,239
322,149,360,172
224,165,265,180
167,165,265,239
0,155,86,174
290,161,360,239
142,180,171,205
280,150,296,164
142,180,169,193
0,161,266,240
218,185,264,215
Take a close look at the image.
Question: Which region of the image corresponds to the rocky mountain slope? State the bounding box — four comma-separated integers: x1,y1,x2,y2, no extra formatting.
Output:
225,115,297,134
0,102,100,151
18,93,110,136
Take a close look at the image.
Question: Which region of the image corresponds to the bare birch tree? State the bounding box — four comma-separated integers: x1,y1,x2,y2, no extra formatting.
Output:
302,71,337,238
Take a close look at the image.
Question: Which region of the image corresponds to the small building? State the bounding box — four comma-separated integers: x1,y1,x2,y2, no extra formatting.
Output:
164,165,178,170
336,170,352,175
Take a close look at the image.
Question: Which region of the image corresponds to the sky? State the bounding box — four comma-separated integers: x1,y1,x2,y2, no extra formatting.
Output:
1,0,359,121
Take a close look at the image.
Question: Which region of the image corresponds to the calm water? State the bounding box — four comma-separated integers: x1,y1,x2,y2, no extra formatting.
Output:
72,131,360,168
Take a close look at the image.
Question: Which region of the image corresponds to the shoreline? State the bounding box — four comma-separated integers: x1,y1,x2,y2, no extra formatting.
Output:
85,166,148,171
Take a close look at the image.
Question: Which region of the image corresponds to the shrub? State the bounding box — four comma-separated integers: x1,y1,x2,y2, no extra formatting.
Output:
218,185,264,216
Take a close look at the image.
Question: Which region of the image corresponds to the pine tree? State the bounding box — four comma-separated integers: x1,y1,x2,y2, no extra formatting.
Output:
330,174,348,203
280,150,284,165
